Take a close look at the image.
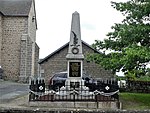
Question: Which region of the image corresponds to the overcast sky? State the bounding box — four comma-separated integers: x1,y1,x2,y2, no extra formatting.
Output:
35,0,128,59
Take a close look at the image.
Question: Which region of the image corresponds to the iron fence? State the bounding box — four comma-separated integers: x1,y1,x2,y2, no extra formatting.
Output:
29,78,119,102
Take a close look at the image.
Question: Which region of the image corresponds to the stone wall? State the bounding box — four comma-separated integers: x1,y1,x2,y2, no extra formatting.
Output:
0,15,2,65
40,43,113,83
26,36,33,79
40,46,68,82
0,108,149,113
28,0,37,77
28,0,36,43
29,101,120,110
34,43,39,76
19,0,38,82
20,34,32,82
20,35,28,81
0,0,38,82
2,16,28,81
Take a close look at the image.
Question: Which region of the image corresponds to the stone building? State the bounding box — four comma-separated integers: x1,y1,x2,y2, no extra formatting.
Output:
0,0,39,82
39,41,114,82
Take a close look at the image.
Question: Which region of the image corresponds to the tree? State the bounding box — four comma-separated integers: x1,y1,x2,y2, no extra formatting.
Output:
87,0,150,79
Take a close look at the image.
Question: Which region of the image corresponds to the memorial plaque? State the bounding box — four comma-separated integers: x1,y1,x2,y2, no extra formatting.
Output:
69,62,81,77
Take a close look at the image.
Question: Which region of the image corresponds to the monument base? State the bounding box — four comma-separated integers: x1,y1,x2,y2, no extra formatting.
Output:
29,101,121,109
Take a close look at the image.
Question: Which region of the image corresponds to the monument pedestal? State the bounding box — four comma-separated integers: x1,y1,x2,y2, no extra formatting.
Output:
65,59,84,90
65,11,86,91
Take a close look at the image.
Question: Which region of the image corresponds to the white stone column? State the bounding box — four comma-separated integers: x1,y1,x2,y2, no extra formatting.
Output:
66,11,84,89
66,11,84,60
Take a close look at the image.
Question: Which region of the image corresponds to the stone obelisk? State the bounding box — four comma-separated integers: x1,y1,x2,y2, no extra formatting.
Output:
66,11,84,60
65,11,84,89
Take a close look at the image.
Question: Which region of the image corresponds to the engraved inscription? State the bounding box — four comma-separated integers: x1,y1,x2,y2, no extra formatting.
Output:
69,62,81,77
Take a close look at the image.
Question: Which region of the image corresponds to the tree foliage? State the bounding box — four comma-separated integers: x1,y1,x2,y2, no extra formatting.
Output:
88,0,150,79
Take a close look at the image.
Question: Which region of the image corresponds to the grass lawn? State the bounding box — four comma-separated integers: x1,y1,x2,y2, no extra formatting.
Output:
119,93,150,110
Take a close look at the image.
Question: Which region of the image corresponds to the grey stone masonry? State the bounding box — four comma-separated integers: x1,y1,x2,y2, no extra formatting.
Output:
40,46,68,82
0,15,2,65
0,0,39,82
20,34,32,82
28,0,37,42
20,34,28,80
26,37,32,79
28,1,37,77
2,17,28,81
34,43,39,76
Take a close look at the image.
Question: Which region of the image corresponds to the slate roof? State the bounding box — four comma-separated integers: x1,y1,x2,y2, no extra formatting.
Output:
39,41,101,64
0,0,32,16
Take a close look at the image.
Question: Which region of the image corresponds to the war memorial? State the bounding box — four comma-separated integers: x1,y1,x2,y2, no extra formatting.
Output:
29,12,120,110
0,0,150,112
